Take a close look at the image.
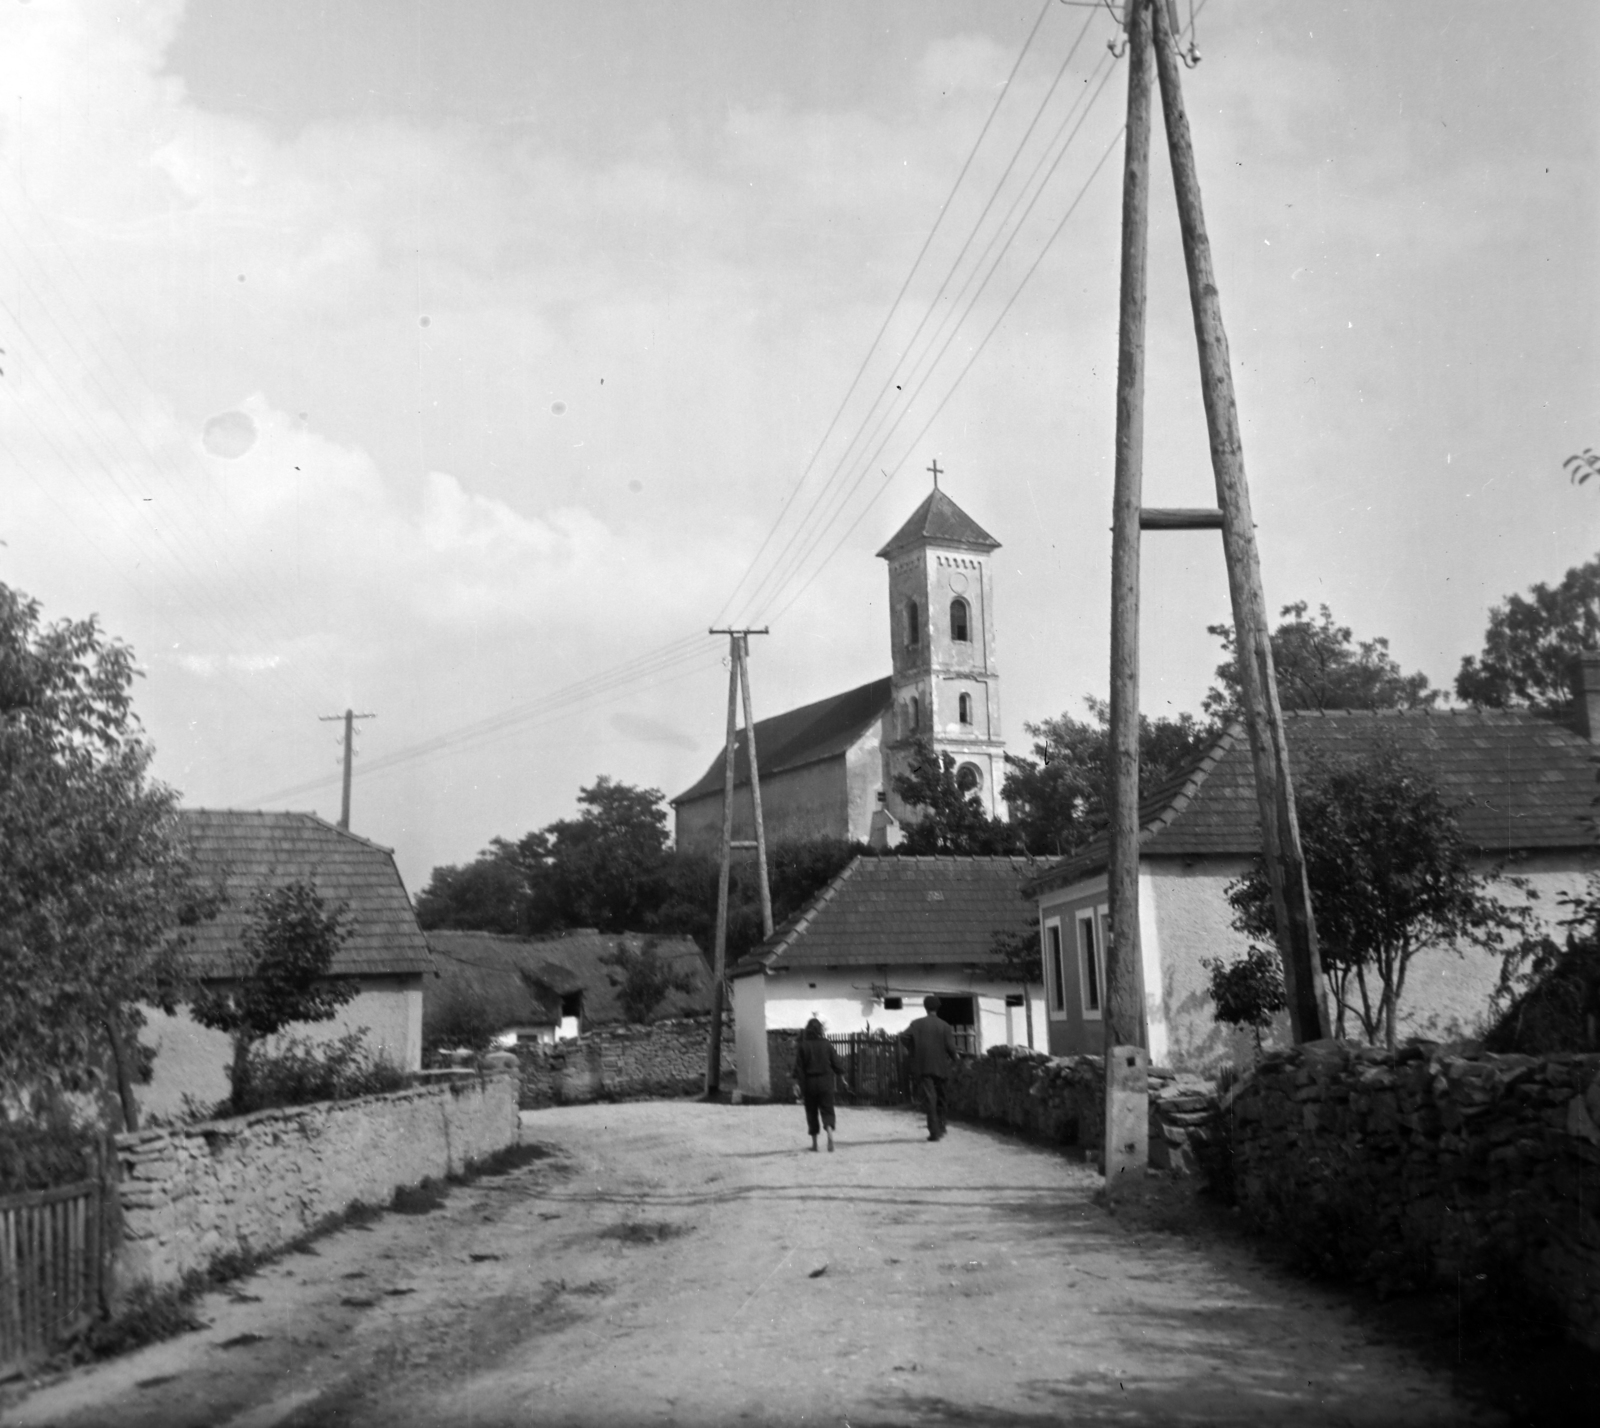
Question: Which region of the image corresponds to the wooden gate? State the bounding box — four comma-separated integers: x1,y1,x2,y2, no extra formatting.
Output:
828,1034,909,1105
0,1177,105,1379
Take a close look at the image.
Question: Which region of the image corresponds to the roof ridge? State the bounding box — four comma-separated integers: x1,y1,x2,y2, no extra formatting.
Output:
181,806,398,858
754,855,864,969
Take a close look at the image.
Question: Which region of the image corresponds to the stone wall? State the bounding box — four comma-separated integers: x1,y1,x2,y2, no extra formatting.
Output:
116,1070,519,1292
1226,1041,1600,1348
517,1017,735,1108
943,1045,1219,1171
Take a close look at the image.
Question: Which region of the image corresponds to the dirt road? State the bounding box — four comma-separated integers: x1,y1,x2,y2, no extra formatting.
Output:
5,1102,1500,1427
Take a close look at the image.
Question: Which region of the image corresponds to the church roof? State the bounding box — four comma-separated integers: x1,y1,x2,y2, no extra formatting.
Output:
673,677,892,806
875,489,1000,559
1023,707,1600,897
732,854,1039,975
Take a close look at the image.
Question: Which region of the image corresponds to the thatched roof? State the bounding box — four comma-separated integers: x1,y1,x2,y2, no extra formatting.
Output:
424,928,713,1032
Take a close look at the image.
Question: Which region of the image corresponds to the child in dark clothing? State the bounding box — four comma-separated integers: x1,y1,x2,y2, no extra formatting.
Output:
791,1018,850,1151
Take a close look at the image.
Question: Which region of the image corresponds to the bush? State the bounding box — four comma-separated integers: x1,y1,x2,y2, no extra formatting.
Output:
0,1119,102,1194
192,1032,411,1118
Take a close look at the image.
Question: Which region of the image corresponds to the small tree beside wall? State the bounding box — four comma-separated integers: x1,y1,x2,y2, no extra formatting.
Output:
191,881,358,1113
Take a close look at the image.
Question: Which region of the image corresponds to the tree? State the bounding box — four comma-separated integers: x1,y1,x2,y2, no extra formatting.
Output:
521,777,673,932
1001,697,1215,856
1201,946,1288,1055
893,739,1021,854
191,880,358,1114
1455,553,1600,713
601,938,696,1023
1206,602,1437,720
1486,876,1600,1054
1226,742,1525,1048
413,838,526,932
0,582,214,1131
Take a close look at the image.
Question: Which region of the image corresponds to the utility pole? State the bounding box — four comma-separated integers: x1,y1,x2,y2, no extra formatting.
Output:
1148,0,1330,1041
1103,0,1155,1187
318,709,376,831
704,628,770,1098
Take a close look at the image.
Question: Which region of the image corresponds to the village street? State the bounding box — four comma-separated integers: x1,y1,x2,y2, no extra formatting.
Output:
7,1103,1500,1428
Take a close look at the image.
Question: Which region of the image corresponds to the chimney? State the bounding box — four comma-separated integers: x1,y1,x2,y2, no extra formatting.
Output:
1576,650,1600,741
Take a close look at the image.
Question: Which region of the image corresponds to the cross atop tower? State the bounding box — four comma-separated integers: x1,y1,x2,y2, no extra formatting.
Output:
927,458,942,490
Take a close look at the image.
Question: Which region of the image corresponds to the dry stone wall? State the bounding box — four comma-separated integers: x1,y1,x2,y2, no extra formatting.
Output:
116,1071,518,1293
944,1046,1219,1171
1226,1041,1600,1348
517,1017,734,1108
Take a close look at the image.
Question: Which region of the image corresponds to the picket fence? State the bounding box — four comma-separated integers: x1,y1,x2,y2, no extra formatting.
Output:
0,1177,106,1379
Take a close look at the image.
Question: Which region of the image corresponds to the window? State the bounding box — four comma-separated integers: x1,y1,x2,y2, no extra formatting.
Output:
906,600,920,647
956,762,981,793
1076,907,1108,1020
958,693,972,725
909,696,921,734
1045,920,1066,1015
883,996,903,1011
950,597,970,642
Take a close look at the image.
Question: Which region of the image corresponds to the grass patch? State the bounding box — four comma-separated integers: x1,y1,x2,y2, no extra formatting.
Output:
81,1283,204,1359
391,1179,448,1215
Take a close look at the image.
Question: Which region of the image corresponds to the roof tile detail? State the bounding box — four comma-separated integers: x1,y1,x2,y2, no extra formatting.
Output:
178,809,432,978
1026,709,1599,896
735,855,1038,976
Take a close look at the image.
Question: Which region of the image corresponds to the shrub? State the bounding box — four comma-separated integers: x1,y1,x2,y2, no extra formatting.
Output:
190,1031,411,1118
1201,945,1288,1053
0,1118,102,1194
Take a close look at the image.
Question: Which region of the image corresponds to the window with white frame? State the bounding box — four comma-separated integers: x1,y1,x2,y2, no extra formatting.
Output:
1044,919,1066,1016
1076,905,1108,1019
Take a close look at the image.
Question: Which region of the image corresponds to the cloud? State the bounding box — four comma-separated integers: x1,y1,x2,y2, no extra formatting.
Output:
609,712,700,752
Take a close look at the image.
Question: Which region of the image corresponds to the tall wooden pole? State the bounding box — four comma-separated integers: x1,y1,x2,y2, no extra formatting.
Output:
1104,0,1155,1184
734,637,775,940
705,639,741,1097
319,708,375,832
1151,0,1330,1041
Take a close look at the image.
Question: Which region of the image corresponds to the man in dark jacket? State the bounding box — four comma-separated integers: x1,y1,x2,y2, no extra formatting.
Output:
899,995,958,1141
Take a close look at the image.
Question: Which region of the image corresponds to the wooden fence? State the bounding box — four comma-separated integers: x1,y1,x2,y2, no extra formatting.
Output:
0,1177,105,1380
827,1034,910,1105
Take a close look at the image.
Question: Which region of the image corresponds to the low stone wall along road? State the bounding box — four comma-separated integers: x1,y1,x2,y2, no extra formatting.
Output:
9,1103,1498,1427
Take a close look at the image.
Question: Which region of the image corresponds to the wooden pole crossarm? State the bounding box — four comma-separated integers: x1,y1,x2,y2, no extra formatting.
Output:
1138,507,1224,530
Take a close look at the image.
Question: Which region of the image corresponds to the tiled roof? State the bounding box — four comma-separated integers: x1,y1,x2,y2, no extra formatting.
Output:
1025,709,1600,896
425,929,713,1027
673,677,892,805
875,489,1000,559
733,855,1039,977
177,810,433,978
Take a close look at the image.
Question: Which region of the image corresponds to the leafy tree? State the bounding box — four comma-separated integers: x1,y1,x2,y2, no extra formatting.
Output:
1206,602,1437,720
1486,876,1600,1054
1201,946,1288,1054
1454,553,1600,713
421,987,503,1063
191,881,358,1114
1565,449,1599,488
0,582,214,1131
1001,697,1215,856
893,739,1021,854
601,937,696,1023
521,777,673,932
1226,742,1526,1048
413,838,525,932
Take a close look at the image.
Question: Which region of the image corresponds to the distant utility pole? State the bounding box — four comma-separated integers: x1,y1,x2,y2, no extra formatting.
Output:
318,708,376,831
704,627,771,1099
1101,1,1331,1183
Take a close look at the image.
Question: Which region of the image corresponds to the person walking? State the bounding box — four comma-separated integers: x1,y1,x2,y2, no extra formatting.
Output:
900,995,958,1141
791,1018,850,1152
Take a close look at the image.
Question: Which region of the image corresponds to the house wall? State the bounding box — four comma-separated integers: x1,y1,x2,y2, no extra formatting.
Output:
1040,852,1598,1075
733,966,1048,1098
674,756,851,856
1036,874,1169,1065
137,978,425,1121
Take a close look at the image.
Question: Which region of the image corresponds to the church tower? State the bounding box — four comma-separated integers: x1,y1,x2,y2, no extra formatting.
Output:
876,484,1005,824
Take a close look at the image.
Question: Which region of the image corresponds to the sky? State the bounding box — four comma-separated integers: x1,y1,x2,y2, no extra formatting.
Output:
0,0,1594,894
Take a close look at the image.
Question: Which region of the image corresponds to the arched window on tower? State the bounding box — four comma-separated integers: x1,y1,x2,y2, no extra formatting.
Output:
909,696,921,735
958,693,972,726
906,601,920,648
956,762,981,794
950,597,970,643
